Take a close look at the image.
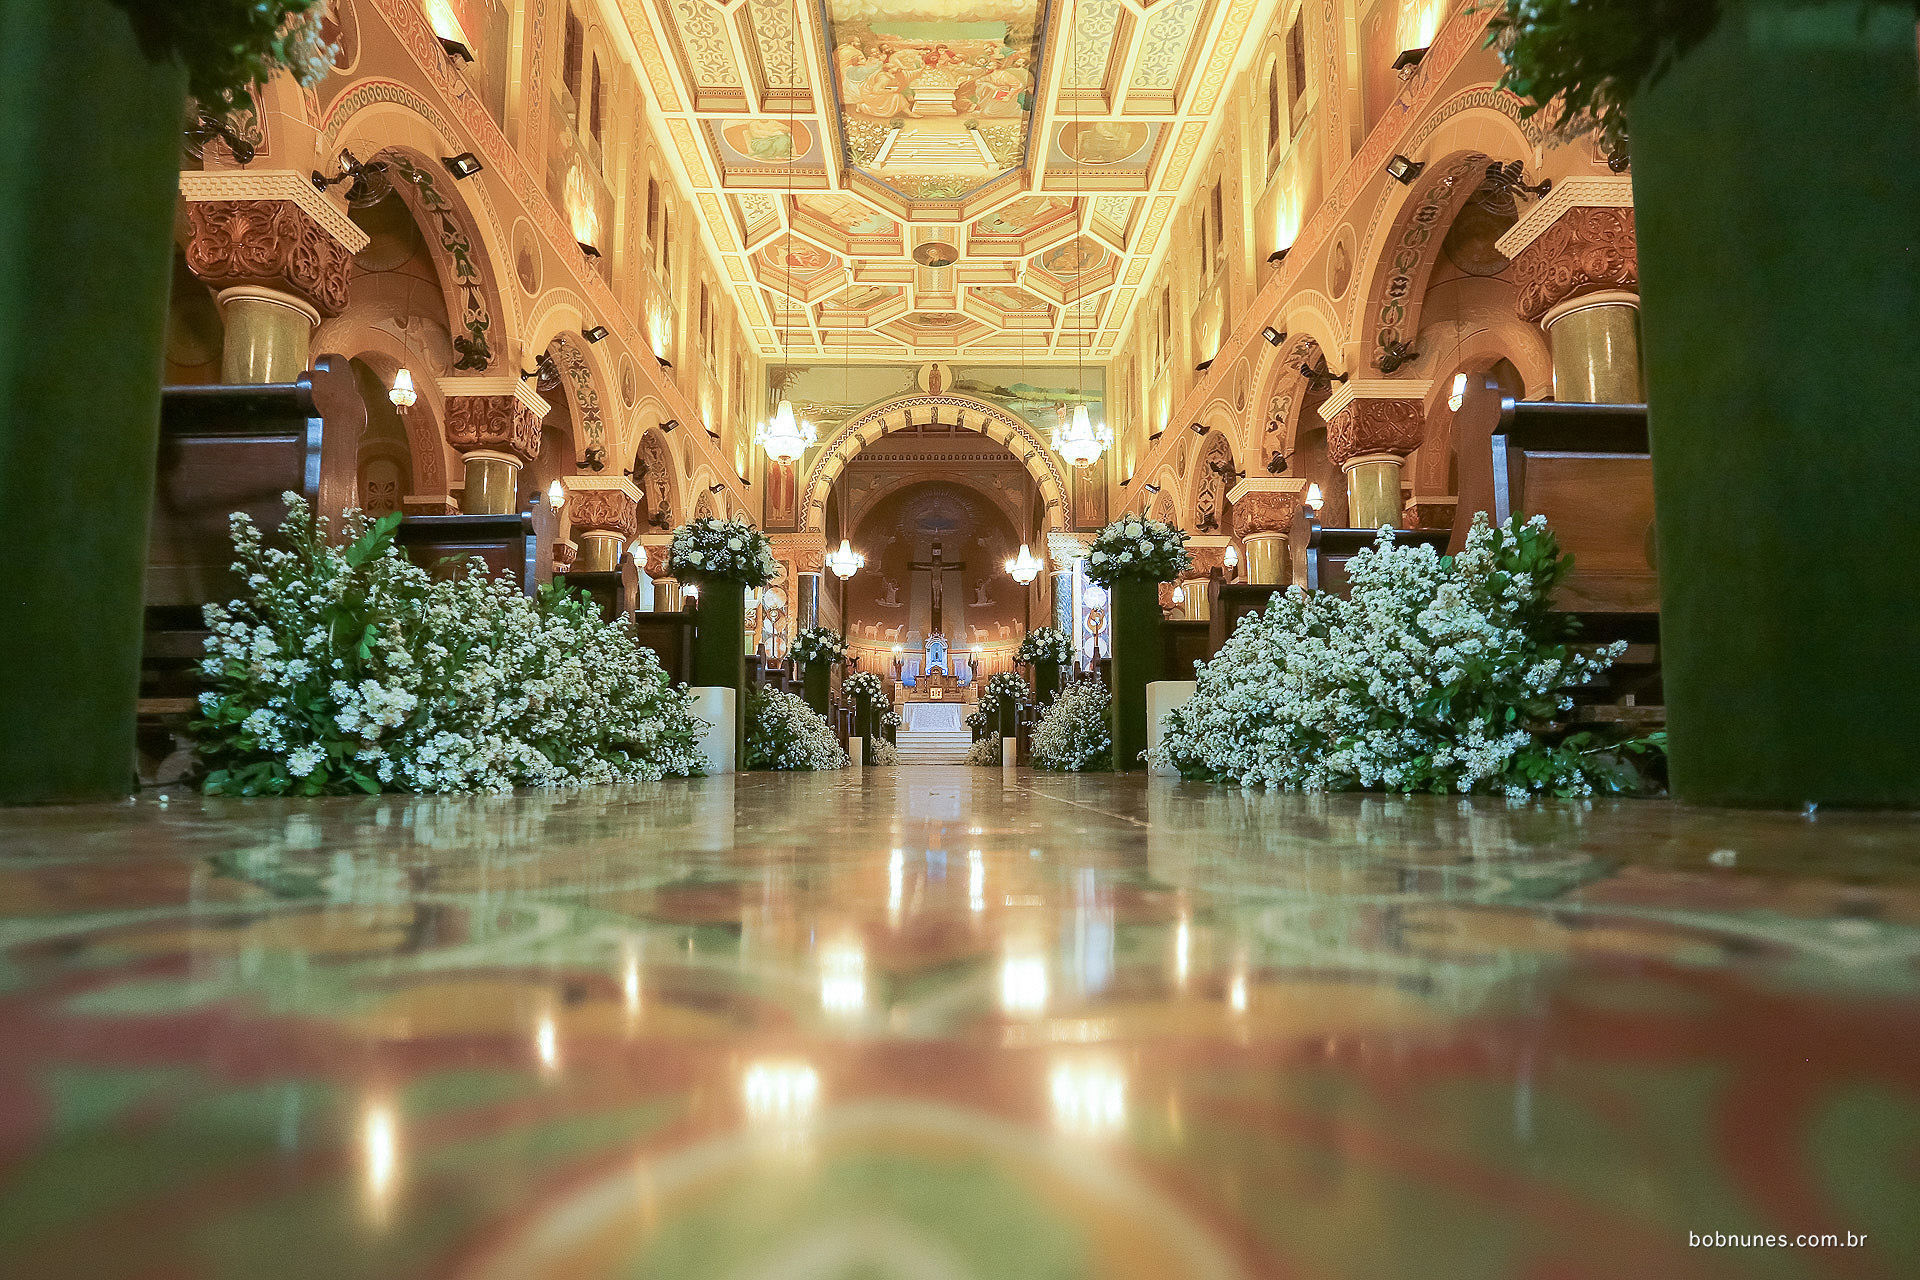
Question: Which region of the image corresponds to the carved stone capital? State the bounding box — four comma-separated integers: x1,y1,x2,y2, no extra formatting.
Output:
1227,478,1309,535
552,540,578,572
776,532,827,575
1402,497,1459,532
445,395,541,465
643,544,674,579
184,200,353,318
1324,397,1427,468
1181,546,1227,580
1510,207,1639,323
564,476,642,539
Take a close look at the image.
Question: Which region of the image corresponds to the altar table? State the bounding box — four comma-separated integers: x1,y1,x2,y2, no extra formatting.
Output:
902,703,966,732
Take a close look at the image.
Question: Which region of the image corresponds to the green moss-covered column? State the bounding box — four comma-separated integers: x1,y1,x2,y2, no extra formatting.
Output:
1632,0,1920,806
691,580,747,761
1107,578,1165,772
802,660,831,716
0,0,187,802
1033,659,1061,709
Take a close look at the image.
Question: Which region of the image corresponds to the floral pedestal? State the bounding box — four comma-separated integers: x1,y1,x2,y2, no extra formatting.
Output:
1107,578,1166,772
1033,659,1061,709
853,697,877,765
691,581,747,760
1632,0,1920,805
803,660,831,717
0,0,189,802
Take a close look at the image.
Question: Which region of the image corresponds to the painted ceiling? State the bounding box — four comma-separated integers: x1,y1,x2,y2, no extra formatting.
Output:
622,0,1279,359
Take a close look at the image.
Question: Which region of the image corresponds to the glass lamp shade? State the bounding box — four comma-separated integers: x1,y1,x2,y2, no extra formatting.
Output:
1223,544,1239,568
826,538,864,580
1005,543,1044,585
756,398,817,464
1171,583,1187,605
388,368,417,411
1051,404,1112,469
1305,483,1325,512
547,479,565,509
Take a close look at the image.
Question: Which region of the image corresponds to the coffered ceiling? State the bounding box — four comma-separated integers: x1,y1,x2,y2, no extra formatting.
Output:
613,0,1278,360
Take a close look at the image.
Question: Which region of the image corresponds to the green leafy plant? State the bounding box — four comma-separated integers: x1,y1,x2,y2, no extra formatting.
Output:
111,0,337,114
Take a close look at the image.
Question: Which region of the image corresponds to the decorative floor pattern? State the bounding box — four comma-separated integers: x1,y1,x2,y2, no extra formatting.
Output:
1,768,1917,1278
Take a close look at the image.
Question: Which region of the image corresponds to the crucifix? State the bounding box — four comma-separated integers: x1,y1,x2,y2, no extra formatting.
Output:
908,540,964,670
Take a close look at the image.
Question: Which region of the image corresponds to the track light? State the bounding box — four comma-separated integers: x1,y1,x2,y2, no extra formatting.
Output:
442,152,483,180
1386,154,1425,184
1392,46,1428,74
578,240,602,259
1262,326,1285,346
1189,422,1207,436
438,36,475,64
1195,358,1214,373
1267,247,1289,265
582,324,610,344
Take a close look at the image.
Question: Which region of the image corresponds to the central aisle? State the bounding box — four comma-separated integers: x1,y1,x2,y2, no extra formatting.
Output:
0,769,1916,1278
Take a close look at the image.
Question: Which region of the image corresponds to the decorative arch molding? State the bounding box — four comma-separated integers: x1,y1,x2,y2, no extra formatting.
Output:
321,82,520,347
1250,332,1328,468
1189,429,1239,534
843,470,1031,547
801,393,1073,534
310,315,448,495
376,150,502,372
633,428,684,530
544,332,610,459
1349,93,1541,366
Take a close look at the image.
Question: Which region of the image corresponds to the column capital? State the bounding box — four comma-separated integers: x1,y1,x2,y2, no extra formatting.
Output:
1227,477,1309,534
1403,496,1458,532
440,375,551,420
564,476,642,539
1321,381,1430,467
774,532,827,574
1496,177,1639,323
1180,543,1228,581
1046,530,1092,569
445,394,542,465
552,540,578,572
634,534,674,579
182,181,362,319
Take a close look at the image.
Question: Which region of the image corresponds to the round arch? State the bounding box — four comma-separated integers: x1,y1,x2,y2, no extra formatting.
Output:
801,393,1073,534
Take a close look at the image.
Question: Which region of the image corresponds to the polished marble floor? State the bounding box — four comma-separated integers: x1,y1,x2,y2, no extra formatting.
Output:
1,768,1917,1279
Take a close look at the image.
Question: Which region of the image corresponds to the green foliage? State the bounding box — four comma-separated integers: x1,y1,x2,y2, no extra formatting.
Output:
110,0,333,115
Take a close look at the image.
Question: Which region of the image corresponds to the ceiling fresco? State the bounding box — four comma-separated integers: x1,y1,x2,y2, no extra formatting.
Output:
627,0,1264,358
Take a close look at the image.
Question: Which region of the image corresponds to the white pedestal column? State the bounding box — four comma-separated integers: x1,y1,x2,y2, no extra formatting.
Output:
1146,680,1197,777
688,687,736,775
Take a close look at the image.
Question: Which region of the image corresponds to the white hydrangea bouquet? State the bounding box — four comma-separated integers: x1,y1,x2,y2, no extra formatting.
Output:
1153,514,1663,796
1085,515,1190,585
1017,627,1075,666
744,685,850,771
979,671,1031,720
667,514,779,586
790,625,848,665
1031,678,1112,772
843,670,886,705
193,495,707,796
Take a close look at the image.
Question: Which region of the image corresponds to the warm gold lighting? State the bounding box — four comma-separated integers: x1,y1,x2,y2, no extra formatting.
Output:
1050,1060,1127,1136
755,398,817,464
826,538,864,580
1005,544,1044,585
1448,371,1469,412
743,1060,820,1125
1305,483,1325,513
547,479,565,510
819,936,867,1018
388,368,417,412
1000,949,1048,1016
1052,404,1113,469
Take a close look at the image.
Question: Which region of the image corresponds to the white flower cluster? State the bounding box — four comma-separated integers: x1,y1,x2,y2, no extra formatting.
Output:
666,514,779,586
744,686,851,771
1085,515,1191,586
965,736,1003,766
870,739,900,766
980,671,1031,712
880,708,903,733
1030,678,1113,772
843,671,886,705
194,496,707,796
1017,627,1076,667
1152,514,1629,797
790,626,848,665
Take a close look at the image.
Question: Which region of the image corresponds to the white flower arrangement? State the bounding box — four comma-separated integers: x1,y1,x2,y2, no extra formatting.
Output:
1017,627,1076,666
880,708,903,733
1030,678,1112,772
744,685,850,771
979,671,1031,717
965,736,1003,766
843,670,886,705
790,626,848,665
1084,515,1191,586
193,496,707,796
870,739,900,766
667,514,779,586
1151,514,1660,797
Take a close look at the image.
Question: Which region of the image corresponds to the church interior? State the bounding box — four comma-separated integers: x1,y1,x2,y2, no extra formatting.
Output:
1,1,1917,1276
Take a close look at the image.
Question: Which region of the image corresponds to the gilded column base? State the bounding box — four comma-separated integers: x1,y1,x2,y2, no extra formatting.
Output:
216,287,318,385
1544,291,1644,404
1342,453,1405,531
460,453,522,515
1241,533,1290,585
575,531,623,573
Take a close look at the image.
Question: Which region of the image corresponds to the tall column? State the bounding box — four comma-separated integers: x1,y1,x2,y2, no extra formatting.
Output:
1046,531,1091,636
1320,382,1430,530
1226,478,1309,584
1501,180,1642,404
564,477,641,573
780,533,826,631
444,380,547,515
1180,541,1229,621
640,540,682,610
180,175,363,384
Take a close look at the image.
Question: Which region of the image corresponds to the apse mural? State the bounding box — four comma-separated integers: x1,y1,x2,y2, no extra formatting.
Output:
846,480,1026,648
827,0,1047,199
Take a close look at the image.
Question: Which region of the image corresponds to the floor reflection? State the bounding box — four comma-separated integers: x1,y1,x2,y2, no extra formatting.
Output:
0,768,1916,1278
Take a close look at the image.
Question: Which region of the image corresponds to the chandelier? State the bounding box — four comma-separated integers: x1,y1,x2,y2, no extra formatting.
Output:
1052,404,1112,469
826,538,864,580
1005,543,1044,585
756,398,816,465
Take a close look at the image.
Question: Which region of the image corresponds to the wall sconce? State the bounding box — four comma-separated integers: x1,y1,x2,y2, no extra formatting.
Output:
684,583,701,600
1386,154,1425,184
1305,483,1325,513
1267,452,1288,474
438,35,475,64
442,152,483,180
547,479,566,510
1392,46,1428,74
521,352,559,385
1223,544,1240,570
1170,583,1187,605
1448,372,1469,412
582,324,609,344
387,368,417,413
577,240,602,259
1262,326,1285,346
311,150,392,207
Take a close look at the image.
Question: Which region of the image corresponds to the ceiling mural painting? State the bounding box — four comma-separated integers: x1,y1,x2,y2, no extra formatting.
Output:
629,0,1275,358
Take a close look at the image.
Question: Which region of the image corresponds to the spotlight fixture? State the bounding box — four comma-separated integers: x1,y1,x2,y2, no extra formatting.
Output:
660,419,678,433
1267,247,1289,264
312,150,393,207
1482,160,1553,203
1392,46,1428,74
1195,358,1214,373
183,112,256,165
708,483,726,495
1143,483,1161,496
1266,453,1288,474
1262,326,1285,346
1386,154,1425,185
581,324,610,344
520,353,560,385
1301,357,1350,393
1146,427,1165,443
583,447,607,472
655,353,673,370
1189,422,1207,437
1377,338,1419,375
442,152,483,180
577,240,602,260
438,35,475,64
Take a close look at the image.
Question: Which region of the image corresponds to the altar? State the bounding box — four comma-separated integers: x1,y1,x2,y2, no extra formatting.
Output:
902,703,966,732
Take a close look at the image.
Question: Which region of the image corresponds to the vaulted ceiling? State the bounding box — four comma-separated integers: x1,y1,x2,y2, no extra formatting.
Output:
617,0,1277,360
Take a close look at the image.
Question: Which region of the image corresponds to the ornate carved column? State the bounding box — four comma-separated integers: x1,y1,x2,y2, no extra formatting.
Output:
180,173,364,383
778,532,826,632
1227,477,1309,585
1046,531,1092,635
637,536,680,610
1178,540,1230,621
1500,178,1641,404
443,380,547,515
1321,382,1430,530
564,476,641,573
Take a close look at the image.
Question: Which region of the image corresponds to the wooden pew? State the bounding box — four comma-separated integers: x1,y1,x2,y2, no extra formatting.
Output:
1208,580,1286,653
556,569,631,622
395,511,539,591
1491,397,1662,716
1297,518,1451,597
1161,617,1213,679
140,364,359,782
631,608,696,685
